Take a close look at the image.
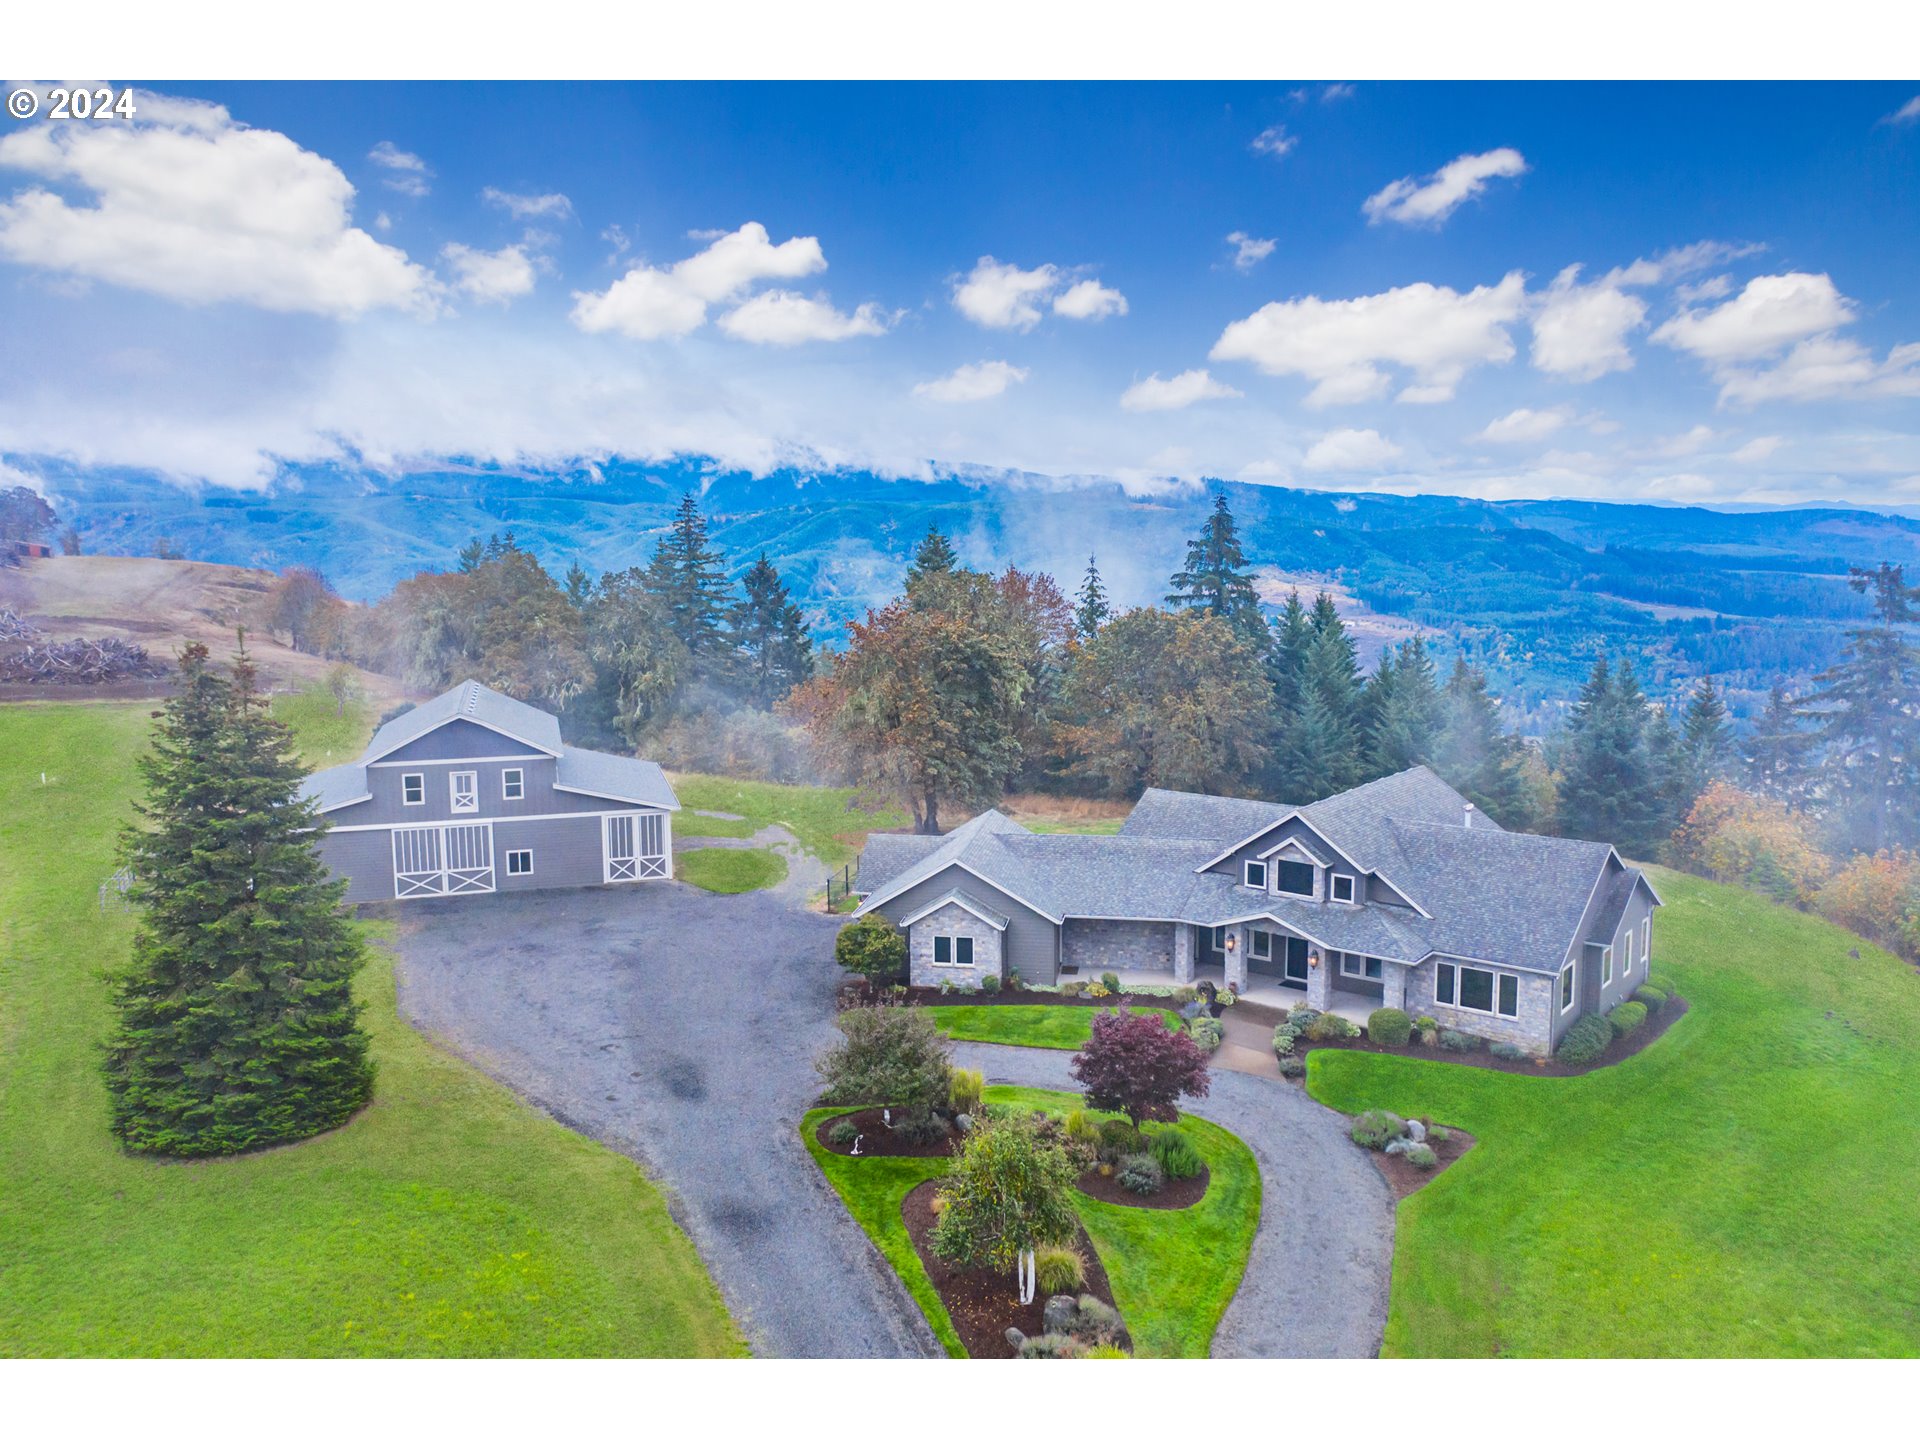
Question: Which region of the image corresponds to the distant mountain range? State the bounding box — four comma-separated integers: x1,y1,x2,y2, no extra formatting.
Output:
34,456,1920,728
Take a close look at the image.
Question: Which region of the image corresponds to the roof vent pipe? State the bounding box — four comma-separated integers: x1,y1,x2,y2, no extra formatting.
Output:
1464,802,1475,830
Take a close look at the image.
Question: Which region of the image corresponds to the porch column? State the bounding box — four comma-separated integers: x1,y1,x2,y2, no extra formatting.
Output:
1306,947,1332,1009
1173,924,1193,984
1224,924,1248,993
1382,964,1407,1011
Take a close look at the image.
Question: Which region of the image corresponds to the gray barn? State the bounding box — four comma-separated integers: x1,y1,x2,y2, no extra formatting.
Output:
301,680,678,903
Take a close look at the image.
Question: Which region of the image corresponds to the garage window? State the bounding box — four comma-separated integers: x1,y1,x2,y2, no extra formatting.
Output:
502,768,524,800
505,849,533,875
402,773,425,806
932,935,975,967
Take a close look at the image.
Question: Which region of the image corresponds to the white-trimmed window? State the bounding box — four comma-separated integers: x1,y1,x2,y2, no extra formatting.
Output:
450,771,478,814
1559,962,1576,1013
932,935,975,967
1623,928,1636,975
1251,930,1272,959
1435,961,1520,1019
1244,859,1268,890
402,773,425,806
1274,860,1315,897
1330,873,1356,904
505,849,533,876
1642,916,1651,964
502,767,525,801
1601,946,1613,986
1340,951,1383,981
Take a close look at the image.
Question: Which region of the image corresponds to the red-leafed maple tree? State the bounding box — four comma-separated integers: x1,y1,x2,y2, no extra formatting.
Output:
1070,1008,1211,1128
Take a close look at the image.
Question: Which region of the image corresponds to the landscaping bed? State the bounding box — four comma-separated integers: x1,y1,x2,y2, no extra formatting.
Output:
901,1179,1118,1358
1367,1127,1475,1204
813,1107,958,1158
900,986,1181,1011
1076,1161,1209,1210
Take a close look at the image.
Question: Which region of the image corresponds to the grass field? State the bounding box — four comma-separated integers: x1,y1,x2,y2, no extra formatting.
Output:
676,846,788,894
270,683,371,771
0,700,743,1357
929,1004,1181,1050
1309,866,1920,1358
669,773,904,865
802,1085,1259,1358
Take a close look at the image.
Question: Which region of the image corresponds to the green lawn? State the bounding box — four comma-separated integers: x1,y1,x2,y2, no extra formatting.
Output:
1309,865,1920,1358
675,845,788,894
802,1085,1259,1357
930,1004,1181,1050
1023,818,1126,836
670,773,904,866
270,683,372,771
0,700,743,1357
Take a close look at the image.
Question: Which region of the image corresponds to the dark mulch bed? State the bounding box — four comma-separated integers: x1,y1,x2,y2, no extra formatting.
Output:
1075,1162,1209,1209
1255,996,1690,1078
902,1178,1118,1358
901,985,1181,1011
1367,1126,1476,1203
813,1108,958,1158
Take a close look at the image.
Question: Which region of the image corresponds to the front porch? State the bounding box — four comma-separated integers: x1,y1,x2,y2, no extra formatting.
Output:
1099,963,1380,1027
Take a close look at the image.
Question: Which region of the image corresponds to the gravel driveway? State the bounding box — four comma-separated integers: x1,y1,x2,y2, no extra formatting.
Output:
380,883,940,1358
947,1040,1395,1358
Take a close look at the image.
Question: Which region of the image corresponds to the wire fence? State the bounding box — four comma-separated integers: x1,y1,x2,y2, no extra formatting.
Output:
824,861,858,912
98,866,134,914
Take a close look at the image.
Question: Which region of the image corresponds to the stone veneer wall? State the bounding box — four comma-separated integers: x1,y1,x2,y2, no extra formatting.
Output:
907,902,1005,990
1402,959,1557,1055
1061,919,1175,975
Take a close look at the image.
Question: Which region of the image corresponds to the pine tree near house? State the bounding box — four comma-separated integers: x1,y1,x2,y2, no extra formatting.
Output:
904,522,959,590
563,560,594,608
1744,683,1814,805
730,551,814,707
1366,636,1444,777
103,642,374,1158
1556,656,1673,854
643,492,738,685
1679,674,1733,794
1266,590,1313,714
1432,656,1537,829
1074,554,1111,641
1273,595,1365,800
1802,561,1920,851
1166,492,1267,647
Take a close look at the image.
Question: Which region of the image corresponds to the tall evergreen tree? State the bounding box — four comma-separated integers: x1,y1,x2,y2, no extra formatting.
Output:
1074,554,1111,641
730,552,815,707
1679,674,1733,797
905,523,959,589
456,537,485,572
1277,606,1366,800
642,492,737,683
104,642,374,1157
1744,683,1814,805
1802,561,1920,852
563,561,593,608
1166,492,1266,646
1433,657,1536,828
1366,636,1444,777
1266,590,1313,714
1555,656,1670,853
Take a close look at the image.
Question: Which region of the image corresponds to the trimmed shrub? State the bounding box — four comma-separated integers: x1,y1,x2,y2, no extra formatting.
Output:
1270,1026,1295,1058
1367,1007,1412,1048
1100,972,1121,992
1306,1012,1359,1042
1633,984,1667,1013
1404,1143,1437,1169
1188,1016,1224,1052
1557,1012,1613,1065
1060,981,1088,998
1062,1294,1129,1348
816,1005,953,1108
980,974,1002,995
1288,1003,1320,1028
1017,1332,1084,1359
1277,1054,1306,1079
898,1108,951,1145
834,914,908,985
1437,1028,1480,1053
1488,1041,1528,1062
1171,986,1198,1006
1149,1127,1203,1181
1034,1244,1086,1295
1350,1109,1405,1150
1098,1119,1147,1159
1609,1000,1648,1037
1086,983,1111,999
1064,1109,1099,1145
949,1067,984,1113
826,1118,858,1147
1427,1125,1451,1146
1117,1151,1164,1195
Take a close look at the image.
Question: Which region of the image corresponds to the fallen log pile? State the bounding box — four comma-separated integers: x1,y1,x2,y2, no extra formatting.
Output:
0,607,44,643
0,635,169,684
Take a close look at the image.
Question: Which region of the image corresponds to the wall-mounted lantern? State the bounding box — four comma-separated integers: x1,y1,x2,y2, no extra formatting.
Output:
1308,950,1321,968
1225,933,1237,952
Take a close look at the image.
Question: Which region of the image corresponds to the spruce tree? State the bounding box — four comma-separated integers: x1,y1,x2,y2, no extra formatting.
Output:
564,560,593,608
1166,493,1267,647
1366,637,1443,777
1433,657,1535,828
905,523,959,589
1556,656,1669,853
1074,554,1111,641
643,492,737,685
1266,589,1313,714
1803,561,1920,851
104,642,374,1157
1744,683,1813,804
730,551,815,707
1679,674,1732,799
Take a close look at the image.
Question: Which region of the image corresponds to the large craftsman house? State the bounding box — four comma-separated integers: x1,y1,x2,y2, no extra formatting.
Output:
854,766,1659,1056
301,680,678,902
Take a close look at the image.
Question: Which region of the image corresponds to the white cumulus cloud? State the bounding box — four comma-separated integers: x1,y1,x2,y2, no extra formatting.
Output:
1120,369,1242,412
1362,148,1527,227
0,94,435,317
716,290,895,346
912,360,1028,403
481,187,573,220
368,140,431,197
1250,125,1296,159
1226,232,1276,272
570,222,836,340
441,242,537,303
1476,407,1570,444
1052,278,1128,321
951,257,1125,329
1210,272,1526,406
1303,427,1403,471
1531,264,1648,380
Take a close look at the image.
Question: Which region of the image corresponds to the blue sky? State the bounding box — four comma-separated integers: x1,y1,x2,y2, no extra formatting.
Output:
2,80,1918,504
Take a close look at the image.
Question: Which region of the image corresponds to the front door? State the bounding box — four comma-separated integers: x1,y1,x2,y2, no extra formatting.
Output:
1283,936,1310,988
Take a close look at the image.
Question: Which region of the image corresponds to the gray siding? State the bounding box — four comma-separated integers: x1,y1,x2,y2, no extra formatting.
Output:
873,864,1062,984
378,720,547,763
1207,816,1335,881
491,816,609,892
338,758,661,829
315,826,402,904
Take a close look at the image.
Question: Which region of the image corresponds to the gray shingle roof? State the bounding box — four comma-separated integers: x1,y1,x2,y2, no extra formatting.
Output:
857,765,1650,975
363,679,562,761
555,745,679,810
302,761,370,814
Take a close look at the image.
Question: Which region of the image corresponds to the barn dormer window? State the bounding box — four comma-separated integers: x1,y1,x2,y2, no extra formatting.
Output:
1244,860,1268,889
1275,860,1315,897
